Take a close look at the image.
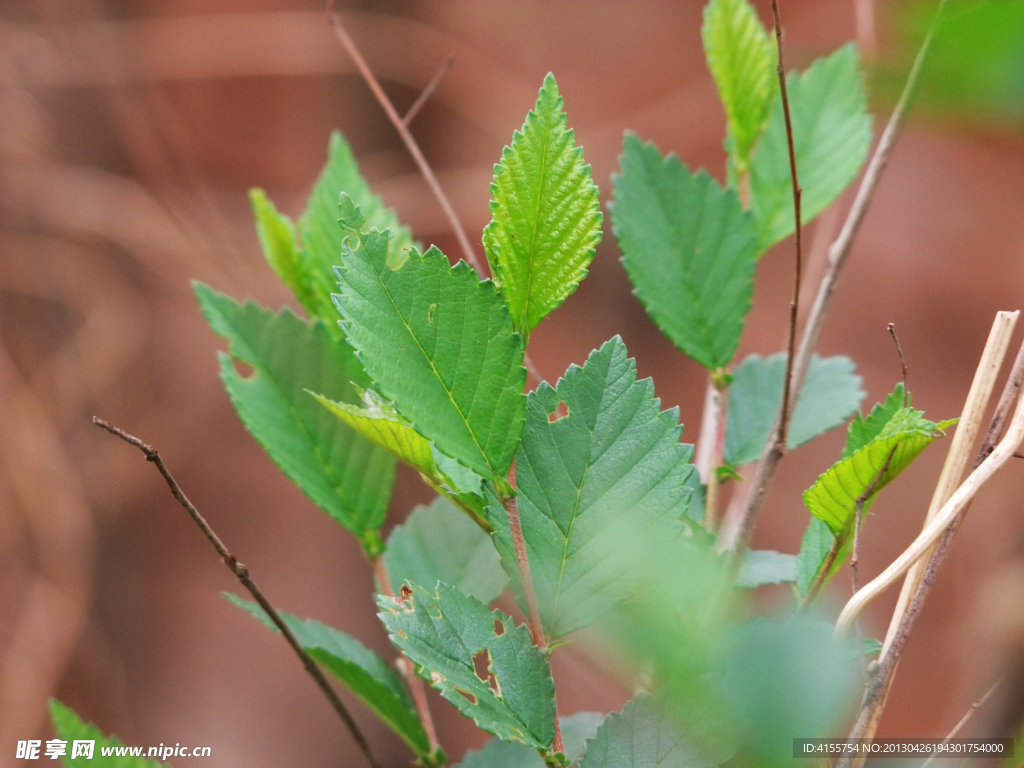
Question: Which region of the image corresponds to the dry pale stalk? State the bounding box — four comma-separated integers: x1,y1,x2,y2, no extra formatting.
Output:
882,311,1019,657
834,369,1024,636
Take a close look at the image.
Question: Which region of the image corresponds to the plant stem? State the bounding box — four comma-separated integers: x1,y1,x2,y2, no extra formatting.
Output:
770,0,803,453
325,3,545,389
919,677,1004,768
501,462,564,757
372,557,443,762
92,417,382,768
703,378,730,530
887,323,909,404
403,55,454,127
726,0,949,572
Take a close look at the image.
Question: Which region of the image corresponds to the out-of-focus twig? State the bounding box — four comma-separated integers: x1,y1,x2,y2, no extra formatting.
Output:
92,418,382,768
919,677,1004,768
403,54,454,127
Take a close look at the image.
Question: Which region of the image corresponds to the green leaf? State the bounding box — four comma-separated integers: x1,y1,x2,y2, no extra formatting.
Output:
455,712,603,768
378,582,556,749
297,131,416,320
795,516,846,598
385,496,508,605
333,200,527,479
250,188,318,316
225,595,432,758
724,353,865,466
485,336,694,640
578,693,728,768
195,283,395,555
702,0,775,175
483,73,603,340
50,699,164,766
803,385,955,534
749,44,872,252
313,388,488,527
736,550,797,588
843,383,907,457
611,134,758,370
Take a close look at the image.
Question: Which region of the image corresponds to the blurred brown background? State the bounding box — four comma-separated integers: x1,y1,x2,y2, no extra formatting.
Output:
1,1,1022,765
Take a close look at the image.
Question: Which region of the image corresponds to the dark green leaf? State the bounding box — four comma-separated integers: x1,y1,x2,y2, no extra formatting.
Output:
385,497,508,605
225,594,431,756
333,200,527,479
455,712,603,768
379,582,556,748
485,336,694,640
749,44,872,252
611,134,757,370
195,283,395,555
724,353,865,466
483,73,602,340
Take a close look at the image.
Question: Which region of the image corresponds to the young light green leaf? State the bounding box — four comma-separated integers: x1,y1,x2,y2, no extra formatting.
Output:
736,550,797,589
250,188,319,316
724,353,865,466
225,594,432,758
313,389,488,527
749,44,872,252
195,283,395,556
485,336,695,640
333,202,527,479
51,700,164,766
379,582,556,749
578,693,726,768
483,73,603,340
843,383,908,457
611,134,757,371
803,387,955,533
298,131,416,318
702,0,775,176
385,497,508,605
456,712,603,768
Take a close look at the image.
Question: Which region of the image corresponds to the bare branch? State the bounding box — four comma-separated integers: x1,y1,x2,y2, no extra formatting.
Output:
403,55,455,127
92,417,382,768
887,323,909,405
726,0,950,572
919,677,1004,768
770,0,804,452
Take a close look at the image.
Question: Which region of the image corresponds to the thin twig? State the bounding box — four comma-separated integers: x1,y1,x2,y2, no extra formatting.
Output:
919,677,1004,768
372,557,443,761
704,380,729,530
403,55,454,127
325,4,545,389
888,323,909,405
92,417,382,768
726,0,949,572
771,0,803,450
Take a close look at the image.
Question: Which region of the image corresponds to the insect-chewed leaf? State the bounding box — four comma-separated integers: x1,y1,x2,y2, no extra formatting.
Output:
483,73,602,341
749,44,872,253
195,283,395,556
314,389,488,527
51,701,165,767
702,0,775,175
579,693,731,768
385,497,508,605
225,594,432,757
455,712,604,768
724,353,865,466
379,582,556,749
333,198,528,481
803,384,955,534
486,336,695,640
611,134,757,371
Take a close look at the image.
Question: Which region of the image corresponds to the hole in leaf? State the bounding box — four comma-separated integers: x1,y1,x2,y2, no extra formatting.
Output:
230,358,256,380
548,401,569,422
455,688,477,705
428,604,443,620
472,650,489,682
493,619,505,636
